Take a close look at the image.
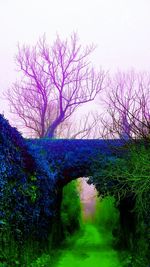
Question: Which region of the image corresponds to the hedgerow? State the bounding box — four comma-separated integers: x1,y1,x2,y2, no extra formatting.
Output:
0,114,57,248
89,141,150,266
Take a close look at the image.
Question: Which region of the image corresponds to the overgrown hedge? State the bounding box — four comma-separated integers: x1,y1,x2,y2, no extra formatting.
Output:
26,138,125,186
0,114,57,242
89,142,150,266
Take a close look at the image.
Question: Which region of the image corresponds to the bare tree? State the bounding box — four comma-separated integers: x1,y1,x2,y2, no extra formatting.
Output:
5,32,106,138
55,111,102,139
99,70,150,140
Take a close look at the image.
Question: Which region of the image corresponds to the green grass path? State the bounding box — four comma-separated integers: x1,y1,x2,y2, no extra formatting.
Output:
55,223,122,267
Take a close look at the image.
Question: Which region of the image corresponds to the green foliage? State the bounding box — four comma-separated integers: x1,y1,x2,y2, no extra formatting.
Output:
61,180,82,237
0,223,18,266
90,142,150,265
125,145,150,218
18,181,82,267
55,197,123,267
22,174,38,203
30,254,52,267
94,196,119,233
90,143,150,215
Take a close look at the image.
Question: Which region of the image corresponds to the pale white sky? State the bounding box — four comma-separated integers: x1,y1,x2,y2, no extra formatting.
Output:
0,0,150,122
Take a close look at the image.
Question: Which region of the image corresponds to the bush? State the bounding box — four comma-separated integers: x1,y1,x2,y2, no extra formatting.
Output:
30,254,52,267
61,180,82,238
90,141,150,265
0,114,58,265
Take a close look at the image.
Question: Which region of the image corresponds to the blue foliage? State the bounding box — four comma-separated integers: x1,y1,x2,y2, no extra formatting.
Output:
26,138,125,186
0,114,130,241
0,114,57,240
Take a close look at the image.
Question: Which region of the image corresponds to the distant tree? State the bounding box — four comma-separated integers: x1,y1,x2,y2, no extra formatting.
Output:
55,111,102,139
99,70,150,140
5,33,106,138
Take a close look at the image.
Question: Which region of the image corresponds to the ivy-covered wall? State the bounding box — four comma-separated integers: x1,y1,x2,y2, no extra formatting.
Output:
26,138,126,186
0,114,128,240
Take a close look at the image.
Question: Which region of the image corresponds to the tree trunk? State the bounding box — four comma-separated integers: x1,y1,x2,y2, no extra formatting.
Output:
45,117,62,138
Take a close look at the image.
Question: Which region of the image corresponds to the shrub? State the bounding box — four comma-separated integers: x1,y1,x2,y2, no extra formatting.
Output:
61,180,82,238
0,114,58,264
90,141,150,265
